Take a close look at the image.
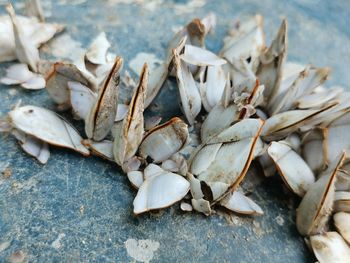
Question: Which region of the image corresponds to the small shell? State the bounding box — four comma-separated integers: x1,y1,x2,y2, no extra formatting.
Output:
310,232,350,263
85,57,122,141
200,104,239,141
324,111,350,167
180,202,193,212
139,117,189,163
68,81,97,121
191,198,212,216
0,63,45,90
127,171,144,189
296,153,345,236
268,141,315,197
261,106,334,141
269,67,331,115
82,139,114,161
220,191,263,215
256,19,287,103
12,129,50,164
114,64,148,166
145,37,186,108
173,48,201,125
180,45,226,67
220,15,264,71
45,62,96,109
6,4,40,72
85,32,111,65
9,105,89,156
334,212,350,244
133,169,190,214
301,128,326,173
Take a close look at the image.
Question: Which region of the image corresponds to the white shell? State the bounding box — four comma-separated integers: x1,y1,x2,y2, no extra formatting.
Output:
181,44,227,66
220,191,263,215
296,153,345,236
139,117,189,163
133,170,190,214
268,141,315,197
82,139,114,161
256,19,287,103
85,32,111,65
0,14,63,63
310,232,350,263
12,129,50,164
334,212,350,244
68,81,97,121
0,63,45,89
173,49,201,125
114,64,148,166
85,57,122,141
9,105,89,155
6,4,40,72
220,15,264,71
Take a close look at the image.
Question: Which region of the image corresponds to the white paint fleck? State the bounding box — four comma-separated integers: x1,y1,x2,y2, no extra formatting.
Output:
129,52,162,76
275,215,285,226
125,238,160,263
51,233,65,249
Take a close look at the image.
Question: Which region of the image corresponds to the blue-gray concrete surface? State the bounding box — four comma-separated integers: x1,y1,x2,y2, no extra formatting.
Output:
1,0,349,262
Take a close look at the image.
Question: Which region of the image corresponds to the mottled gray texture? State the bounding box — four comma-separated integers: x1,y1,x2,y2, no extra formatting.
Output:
1,0,348,262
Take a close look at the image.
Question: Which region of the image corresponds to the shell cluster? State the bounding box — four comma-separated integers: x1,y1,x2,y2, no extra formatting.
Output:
1,1,350,261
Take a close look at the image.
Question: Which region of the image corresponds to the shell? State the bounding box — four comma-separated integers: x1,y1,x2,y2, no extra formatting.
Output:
139,117,189,163
220,14,264,71
256,19,287,103
310,232,350,263
334,212,350,244
8,105,89,156
12,129,50,164
82,139,114,161
85,32,111,65
6,4,40,72
85,57,122,141
268,141,315,197
269,67,331,115
190,119,264,202
173,48,202,125
220,190,263,215
296,152,346,236
0,14,63,63
25,0,45,22
133,166,190,214
0,63,45,90
180,44,226,66
45,62,96,109
68,81,97,121
113,64,148,166
301,128,326,173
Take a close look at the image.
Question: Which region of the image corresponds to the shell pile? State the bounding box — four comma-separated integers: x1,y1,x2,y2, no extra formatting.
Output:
1,2,350,262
